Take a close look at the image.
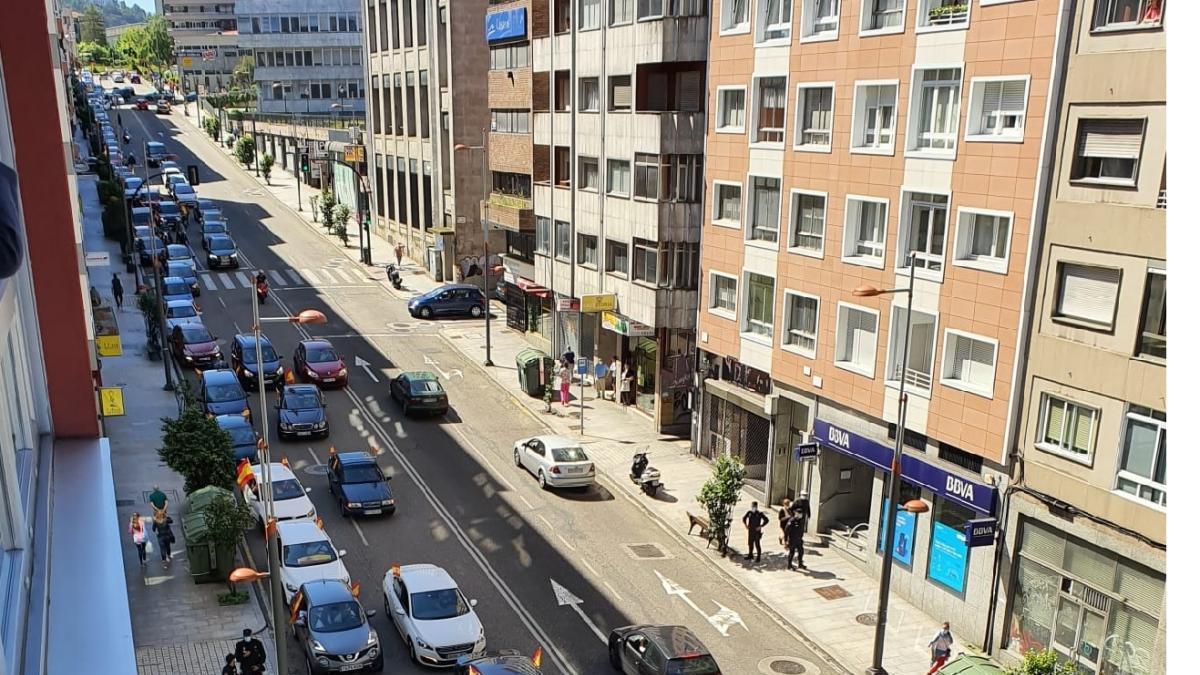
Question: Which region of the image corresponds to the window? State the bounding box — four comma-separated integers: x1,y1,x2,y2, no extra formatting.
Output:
861,0,904,32
579,0,601,29
756,0,793,42
506,231,536,263
802,0,840,38
941,330,997,397
842,196,888,267
1136,269,1165,359
578,234,599,266
720,0,750,31
577,157,600,191
712,181,742,228
851,82,898,152
579,78,600,112
1071,119,1145,185
554,220,571,260
1116,406,1166,506
709,272,738,317
660,155,704,203
607,159,631,196
606,240,629,275
953,209,1012,273
747,176,781,244
788,190,826,255
1093,0,1163,31
716,87,746,133
835,304,878,377
634,154,660,200
782,292,819,356
609,75,632,111
611,0,634,24
1037,394,1097,461
926,497,973,593
753,77,786,144
910,68,962,154
554,70,571,111
638,0,664,19
966,78,1028,140
554,147,571,186
555,0,572,31
795,84,834,150
885,307,937,392
490,110,531,133
493,172,532,198
742,273,775,339
918,0,970,29
1053,263,1121,329
490,42,530,70
535,216,552,254
898,191,949,275
632,239,660,284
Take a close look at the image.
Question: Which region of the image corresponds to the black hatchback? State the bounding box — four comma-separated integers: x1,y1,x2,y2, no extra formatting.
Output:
608,625,720,675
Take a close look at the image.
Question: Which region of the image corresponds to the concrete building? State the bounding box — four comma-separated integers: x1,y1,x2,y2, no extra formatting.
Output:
159,0,244,93
483,0,708,433
995,0,1166,671
361,0,489,279
104,20,147,43
695,0,1073,648
236,0,366,116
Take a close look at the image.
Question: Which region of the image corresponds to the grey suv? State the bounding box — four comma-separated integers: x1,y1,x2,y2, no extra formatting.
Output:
292,580,383,673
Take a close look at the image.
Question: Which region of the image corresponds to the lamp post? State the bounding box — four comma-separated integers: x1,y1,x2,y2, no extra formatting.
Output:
453,142,494,367
250,300,326,675
854,252,928,675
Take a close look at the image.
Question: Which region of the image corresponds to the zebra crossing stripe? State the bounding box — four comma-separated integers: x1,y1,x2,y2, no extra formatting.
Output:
318,269,340,284
269,270,287,286
298,269,320,285
202,274,218,291
218,273,235,290
329,268,357,283
236,272,253,288
286,270,304,285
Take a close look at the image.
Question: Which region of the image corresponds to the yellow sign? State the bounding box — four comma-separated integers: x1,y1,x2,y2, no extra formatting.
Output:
181,56,193,69
99,387,125,416
344,145,365,162
581,294,616,313
96,334,122,357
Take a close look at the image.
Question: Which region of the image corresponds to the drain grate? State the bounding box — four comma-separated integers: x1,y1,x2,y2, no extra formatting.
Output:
623,543,670,560
767,660,807,674
855,612,878,626
116,499,135,507
813,584,851,601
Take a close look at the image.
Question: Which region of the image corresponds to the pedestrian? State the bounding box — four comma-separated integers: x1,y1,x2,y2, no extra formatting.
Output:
606,355,621,401
741,501,770,563
147,483,168,521
235,628,267,675
89,285,102,308
558,360,571,408
620,363,634,406
777,499,792,546
927,622,954,674
561,346,575,372
794,490,812,524
111,273,124,308
128,513,147,567
785,503,808,570
151,512,174,568
394,242,405,266
220,653,238,675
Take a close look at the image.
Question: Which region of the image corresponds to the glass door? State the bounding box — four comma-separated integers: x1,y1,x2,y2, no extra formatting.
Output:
1052,596,1104,675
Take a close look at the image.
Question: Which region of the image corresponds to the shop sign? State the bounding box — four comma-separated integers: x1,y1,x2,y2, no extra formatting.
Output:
95,335,122,357
720,356,771,395
879,499,916,567
581,294,615,313
965,517,997,547
602,311,653,337
813,419,997,515
99,387,125,416
793,442,819,462
557,298,580,312
344,145,365,163
485,8,526,42
929,521,969,592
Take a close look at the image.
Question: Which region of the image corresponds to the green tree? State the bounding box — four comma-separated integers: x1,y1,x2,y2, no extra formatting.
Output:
319,190,337,233
79,5,107,45
234,134,255,169
201,491,255,584
333,204,351,246
142,16,174,68
1006,649,1077,675
259,153,274,184
696,453,746,554
157,407,236,494
231,55,255,90
78,41,114,65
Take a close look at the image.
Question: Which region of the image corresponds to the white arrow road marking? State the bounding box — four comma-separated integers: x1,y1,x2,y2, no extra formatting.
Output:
449,369,463,379
654,570,749,637
550,579,607,643
423,354,451,380
354,355,379,383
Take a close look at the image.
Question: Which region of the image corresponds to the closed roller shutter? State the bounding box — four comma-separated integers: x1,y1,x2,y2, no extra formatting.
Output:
1078,119,1144,159
1056,263,1121,326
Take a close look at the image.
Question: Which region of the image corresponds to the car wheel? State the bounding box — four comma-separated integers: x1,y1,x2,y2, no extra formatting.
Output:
514,449,522,468
538,471,549,490
419,306,432,319
400,399,409,417
407,638,418,664
609,641,621,669
340,498,350,517
470,305,483,318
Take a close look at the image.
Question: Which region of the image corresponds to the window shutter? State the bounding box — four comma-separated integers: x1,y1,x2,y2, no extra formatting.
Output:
1044,397,1065,444
1115,564,1165,612
677,71,702,112
967,338,994,387
1065,540,1116,590
1104,606,1159,670
1000,80,1025,111
612,79,632,108
1072,407,1094,453
646,73,669,110
1078,119,1144,159
1020,521,1065,567
1057,264,1120,325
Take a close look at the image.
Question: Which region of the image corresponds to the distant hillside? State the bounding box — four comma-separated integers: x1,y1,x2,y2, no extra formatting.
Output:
65,0,148,28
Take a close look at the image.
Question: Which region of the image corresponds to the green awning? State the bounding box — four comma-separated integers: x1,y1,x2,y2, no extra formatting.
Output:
937,654,1005,675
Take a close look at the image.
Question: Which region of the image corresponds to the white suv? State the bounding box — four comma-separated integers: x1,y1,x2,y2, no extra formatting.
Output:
277,520,350,602
382,564,485,667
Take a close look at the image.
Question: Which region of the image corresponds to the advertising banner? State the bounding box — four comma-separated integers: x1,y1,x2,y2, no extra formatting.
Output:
485,8,527,42
929,521,969,592
878,499,916,567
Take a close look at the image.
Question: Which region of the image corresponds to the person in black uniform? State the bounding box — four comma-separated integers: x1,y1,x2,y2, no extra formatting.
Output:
742,501,770,563
234,628,267,674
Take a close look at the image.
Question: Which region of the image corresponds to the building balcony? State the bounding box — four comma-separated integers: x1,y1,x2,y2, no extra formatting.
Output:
254,65,363,82
590,111,704,155
482,193,534,232
630,16,708,64
238,32,362,49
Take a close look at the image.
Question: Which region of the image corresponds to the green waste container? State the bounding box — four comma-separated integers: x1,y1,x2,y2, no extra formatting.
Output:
515,348,550,398
182,485,238,583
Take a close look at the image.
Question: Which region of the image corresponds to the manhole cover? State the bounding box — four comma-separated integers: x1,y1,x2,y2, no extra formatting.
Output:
623,543,670,560
757,656,819,675
116,499,135,507
813,584,851,601
855,612,878,626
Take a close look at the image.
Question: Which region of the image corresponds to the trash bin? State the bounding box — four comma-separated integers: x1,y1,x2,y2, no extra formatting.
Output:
183,486,237,583
515,347,550,398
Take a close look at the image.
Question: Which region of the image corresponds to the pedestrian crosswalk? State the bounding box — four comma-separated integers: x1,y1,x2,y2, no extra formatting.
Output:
197,267,376,292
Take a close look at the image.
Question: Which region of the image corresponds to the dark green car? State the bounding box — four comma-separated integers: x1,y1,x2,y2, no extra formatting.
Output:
389,371,448,416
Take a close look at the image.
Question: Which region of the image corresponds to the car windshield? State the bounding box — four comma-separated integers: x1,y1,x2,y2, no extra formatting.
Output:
342,465,383,484
164,282,190,297
168,246,189,258
243,343,279,363
158,203,179,216
204,223,227,233
308,601,364,633
666,656,721,675
179,326,212,343
210,236,234,249
551,446,588,463
284,391,321,409
410,379,442,394
125,178,142,188
203,211,224,221
148,143,164,151
306,346,338,362
166,304,196,318
224,425,255,446
409,589,470,621
206,382,245,403
169,263,194,277
271,478,305,500
283,539,337,567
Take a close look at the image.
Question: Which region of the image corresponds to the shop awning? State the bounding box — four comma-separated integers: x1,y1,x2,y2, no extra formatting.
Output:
516,278,550,298
602,311,653,337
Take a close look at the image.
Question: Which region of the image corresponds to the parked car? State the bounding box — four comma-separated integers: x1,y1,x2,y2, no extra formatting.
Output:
135,235,166,266
198,369,252,418
241,463,316,525
291,580,383,674
163,299,202,331
165,173,189,193
215,414,258,464
168,322,221,369
161,276,193,305
277,520,350,602
166,259,199,295
111,71,124,83
123,176,144,200
292,339,348,387
407,284,486,319
155,99,171,114
203,234,239,269
200,221,229,238
275,384,328,440
326,450,394,517
199,208,227,226
135,98,148,110
228,333,284,389
607,625,720,675
166,244,192,268
512,435,596,490
155,200,182,228
389,371,449,417
174,184,199,209
382,564,485,667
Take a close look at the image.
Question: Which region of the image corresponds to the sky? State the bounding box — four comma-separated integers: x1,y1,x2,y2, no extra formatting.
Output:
125,0,156,15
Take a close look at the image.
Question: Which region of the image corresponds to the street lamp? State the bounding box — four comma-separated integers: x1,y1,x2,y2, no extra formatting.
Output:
250,300,326,675
451,138,494,365
854,252,925,675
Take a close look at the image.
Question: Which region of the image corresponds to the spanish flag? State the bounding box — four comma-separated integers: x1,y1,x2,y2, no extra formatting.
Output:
284,369,296,384
350,581,361,598
531,647,543,667
315,516,324,530
289,589,303,622
236,458,254,487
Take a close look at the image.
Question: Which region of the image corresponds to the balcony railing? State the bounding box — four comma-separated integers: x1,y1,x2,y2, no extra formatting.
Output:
1157,189,1166,209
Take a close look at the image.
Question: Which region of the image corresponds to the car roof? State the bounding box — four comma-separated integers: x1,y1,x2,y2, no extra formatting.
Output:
402,371,439,381
626,625,710,658
214,414,251,429
167,244,189,254
202,369,240,385
436,284,479,291
165,299,194,308
533,436,581,450
302,338,333,348
251,462,296,481
395,564,458,593
277,519,328,542
302,579,355,605
147,141,165,149
333,451,375,466
162,276,187,285
460,655,543,675
282,384,320,395
234,333,271,346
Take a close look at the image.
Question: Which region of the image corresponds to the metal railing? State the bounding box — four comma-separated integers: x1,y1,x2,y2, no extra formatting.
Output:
1157,189,1166,209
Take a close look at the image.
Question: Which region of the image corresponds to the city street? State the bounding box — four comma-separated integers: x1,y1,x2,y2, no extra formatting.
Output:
119,102,842,675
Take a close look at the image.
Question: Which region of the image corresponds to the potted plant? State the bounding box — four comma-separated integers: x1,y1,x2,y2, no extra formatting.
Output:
928,2,968,23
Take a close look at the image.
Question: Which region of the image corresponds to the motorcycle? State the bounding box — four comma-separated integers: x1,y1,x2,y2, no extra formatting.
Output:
255,279,268,304
630,450,662,497
385,263,403,290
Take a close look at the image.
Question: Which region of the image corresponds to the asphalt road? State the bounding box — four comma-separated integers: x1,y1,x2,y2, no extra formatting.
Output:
117,100,844,675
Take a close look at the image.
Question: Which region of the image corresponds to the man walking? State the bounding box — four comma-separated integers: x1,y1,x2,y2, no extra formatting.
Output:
785,502,808,570
927,622,954,674
561,346,575,375
741,501,770,563
111,273,124,308
235,628,267,675
147,484,168,521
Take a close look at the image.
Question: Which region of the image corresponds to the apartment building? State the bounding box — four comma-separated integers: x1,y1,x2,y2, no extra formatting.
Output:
485,0,708,433
997,0,1165,671
697,0,1070,644
236,0,366,116
159,1,243,93
361,0,489,279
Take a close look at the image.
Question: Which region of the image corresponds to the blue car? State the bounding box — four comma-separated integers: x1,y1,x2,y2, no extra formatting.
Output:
407,284,486,319
161,276,193,305
326,450,394,517
275,384,328,440
166,259,199,295
199,369,252,419
215,414,259,464
229,333,284,389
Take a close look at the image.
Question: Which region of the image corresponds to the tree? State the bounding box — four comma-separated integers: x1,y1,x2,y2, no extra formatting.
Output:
231,55,255,90
320,190,337,233
333,204,351,246
259,153,274,184
234,134,255,169
696,453,746,554
1006,649,1077,675
78,41,114,66
157,407,236,494
141,16,174,69
202,491,255,585
80,6,107,45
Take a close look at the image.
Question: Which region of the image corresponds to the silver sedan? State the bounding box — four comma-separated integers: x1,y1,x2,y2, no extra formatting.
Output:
512,435,595,490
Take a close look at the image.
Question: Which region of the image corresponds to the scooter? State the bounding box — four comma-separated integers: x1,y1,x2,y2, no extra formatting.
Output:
630,451,662,497
385,263,403,289
255,280,268,304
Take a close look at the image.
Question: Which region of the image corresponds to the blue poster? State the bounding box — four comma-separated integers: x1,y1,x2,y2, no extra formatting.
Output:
877,499,915,567
485,8,526,42
929,521,969,593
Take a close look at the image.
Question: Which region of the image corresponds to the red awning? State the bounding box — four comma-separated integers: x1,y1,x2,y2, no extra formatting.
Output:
515,278,551,298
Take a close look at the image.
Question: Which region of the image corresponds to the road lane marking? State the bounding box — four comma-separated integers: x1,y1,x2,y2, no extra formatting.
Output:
217,296,227,309
202,274,218,291
286,269,304,285
538,514,554,529
236,272,252,288
330,267,355,283
602,581,624,602
580,560,599,576
555,534,576,552
304,446,369,547
218,273,235,289
518,494,534,510
299,268,320,285
269,270,287,286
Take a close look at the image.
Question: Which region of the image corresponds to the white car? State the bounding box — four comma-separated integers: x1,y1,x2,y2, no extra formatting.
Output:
241,463,316,525
165,173,190,193
163,299,203,331
512,435,596,489
277,520,350,602
382,564,485,667
161,167,182,186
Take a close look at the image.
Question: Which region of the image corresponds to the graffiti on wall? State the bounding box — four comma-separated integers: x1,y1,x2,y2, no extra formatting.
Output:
457,253,502,281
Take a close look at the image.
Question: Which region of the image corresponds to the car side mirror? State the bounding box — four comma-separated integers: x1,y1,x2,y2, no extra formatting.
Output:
469,598,478,607
305,486,312,493
338,549,347,557
366,609,377,618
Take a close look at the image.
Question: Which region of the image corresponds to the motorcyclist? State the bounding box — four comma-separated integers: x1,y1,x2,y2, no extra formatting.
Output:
122,130,130,145
255,271,268,305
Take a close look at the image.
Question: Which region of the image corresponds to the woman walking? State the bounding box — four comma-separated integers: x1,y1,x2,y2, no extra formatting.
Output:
151,513,175,569
777,499,792,546
128,513,147,567
558,360,571,408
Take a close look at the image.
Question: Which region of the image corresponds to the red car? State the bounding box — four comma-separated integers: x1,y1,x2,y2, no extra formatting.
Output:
292,339,348,387
135,98,149,110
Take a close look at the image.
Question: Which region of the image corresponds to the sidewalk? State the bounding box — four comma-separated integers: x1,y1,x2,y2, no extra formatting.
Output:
78,163,276,674
178,112,949,674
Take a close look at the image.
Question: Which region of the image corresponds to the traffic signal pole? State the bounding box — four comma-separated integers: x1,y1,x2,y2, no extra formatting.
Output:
298,151,310,213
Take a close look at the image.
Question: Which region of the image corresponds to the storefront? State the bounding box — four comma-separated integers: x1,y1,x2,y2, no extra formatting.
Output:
598,310,656,415
696,352,772,496
504,277,550,339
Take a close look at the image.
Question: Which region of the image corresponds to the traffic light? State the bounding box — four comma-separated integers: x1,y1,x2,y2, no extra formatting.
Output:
300,152,310,174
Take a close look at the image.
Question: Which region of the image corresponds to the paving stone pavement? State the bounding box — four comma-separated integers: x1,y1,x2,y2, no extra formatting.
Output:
135,639,247,675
